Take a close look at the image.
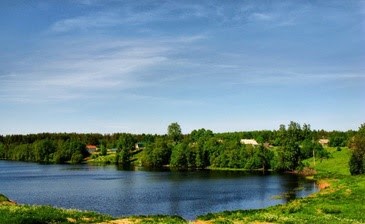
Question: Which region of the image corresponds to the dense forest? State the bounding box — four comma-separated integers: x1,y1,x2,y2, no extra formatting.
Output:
0,122,360,172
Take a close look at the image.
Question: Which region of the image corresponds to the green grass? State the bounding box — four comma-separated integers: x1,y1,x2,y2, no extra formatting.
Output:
0,204,113,224
87,152,117,164
310,147,351,177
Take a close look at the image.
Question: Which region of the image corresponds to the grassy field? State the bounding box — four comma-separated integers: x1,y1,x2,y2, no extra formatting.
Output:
1,147,364,224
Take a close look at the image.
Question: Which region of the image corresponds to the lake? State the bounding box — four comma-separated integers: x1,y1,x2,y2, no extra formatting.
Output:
0,160,317,220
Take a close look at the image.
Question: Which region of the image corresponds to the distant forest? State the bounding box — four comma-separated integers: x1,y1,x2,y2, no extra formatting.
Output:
0,122,357,172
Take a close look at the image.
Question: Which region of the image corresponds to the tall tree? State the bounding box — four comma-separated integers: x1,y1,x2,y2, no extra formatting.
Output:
168,122,182,143
116,134,135,167
349,123,365,175
276,122,302,171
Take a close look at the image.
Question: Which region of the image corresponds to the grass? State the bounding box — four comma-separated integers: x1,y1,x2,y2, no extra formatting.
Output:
1,147,364,224
87,152,117,164
0,204,113,224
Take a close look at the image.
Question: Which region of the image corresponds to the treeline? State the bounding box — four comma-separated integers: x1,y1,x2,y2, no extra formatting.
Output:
141,122,352,171
0,122,357,171
0,133,157,164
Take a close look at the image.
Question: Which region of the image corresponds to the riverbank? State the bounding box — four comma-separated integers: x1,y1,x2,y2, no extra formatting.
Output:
1,147,364,223
194,147,365,223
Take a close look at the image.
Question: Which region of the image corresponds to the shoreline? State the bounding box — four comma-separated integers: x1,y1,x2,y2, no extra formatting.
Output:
1,148,364,223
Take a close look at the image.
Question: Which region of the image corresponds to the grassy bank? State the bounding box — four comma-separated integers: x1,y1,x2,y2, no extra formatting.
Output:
196,147,365,224
1,147,364,224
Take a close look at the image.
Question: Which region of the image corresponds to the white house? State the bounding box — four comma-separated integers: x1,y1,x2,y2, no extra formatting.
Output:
318,139,329,147
240,139,259,146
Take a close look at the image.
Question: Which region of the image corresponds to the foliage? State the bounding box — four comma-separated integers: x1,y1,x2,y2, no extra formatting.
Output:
349,123,365,175
141,137,171,168
170,143,188,169
0,122,358,172
167,122,182,143
100,144,107,156
116,134,136,167
70,152,84,164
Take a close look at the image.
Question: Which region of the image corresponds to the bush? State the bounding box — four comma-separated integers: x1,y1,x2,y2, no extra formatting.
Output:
349,153,364,175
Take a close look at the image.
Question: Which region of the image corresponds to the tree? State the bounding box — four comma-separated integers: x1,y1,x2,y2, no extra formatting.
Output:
275,122,303,171
116,134,135,167
34,139,56,163
349,124,365,175
170,143,187,169
0,143,5,159
141,137,171,168
70,151,84,164
100,144,107,156
168,122,182,143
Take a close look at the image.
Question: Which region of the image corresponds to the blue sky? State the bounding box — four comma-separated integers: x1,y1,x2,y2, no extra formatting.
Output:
0,0,364,134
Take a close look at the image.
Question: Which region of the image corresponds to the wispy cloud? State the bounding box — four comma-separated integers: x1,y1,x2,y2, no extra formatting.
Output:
50,2,209,33
0,33,207,103
250,13,275,22
50,12,121,32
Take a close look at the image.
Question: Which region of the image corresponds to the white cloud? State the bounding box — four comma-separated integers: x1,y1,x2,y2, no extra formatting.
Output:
51,12,122,32
250,13,274,21
0,33,207,103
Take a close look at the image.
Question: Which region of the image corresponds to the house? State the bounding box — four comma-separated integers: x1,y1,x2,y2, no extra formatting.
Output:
318,139,329,147
135,142,145,150
86,145,97,153
240,139,259,146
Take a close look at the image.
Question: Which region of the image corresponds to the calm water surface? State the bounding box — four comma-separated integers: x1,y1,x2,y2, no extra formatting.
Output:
0,160,317,219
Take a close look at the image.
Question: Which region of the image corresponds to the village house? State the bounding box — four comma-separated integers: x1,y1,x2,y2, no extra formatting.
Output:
240,139,259,146
86,145,98,153
135,142,145,150
318,139,330,147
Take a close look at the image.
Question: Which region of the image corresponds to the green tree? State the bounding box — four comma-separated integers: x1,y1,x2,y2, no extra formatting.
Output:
349,124,365,175
100,144,107,156
168,122,182,143
34,139,56,163
70,151,84,164
0,143,4,159
141,137,171,168
116,134,135,167
170,143,187,169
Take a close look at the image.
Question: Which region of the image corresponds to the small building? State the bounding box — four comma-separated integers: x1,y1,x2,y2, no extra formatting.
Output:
135,142,145,150
240,139,259,146
318,139,329,147
108,148,118,152
86,145,97,153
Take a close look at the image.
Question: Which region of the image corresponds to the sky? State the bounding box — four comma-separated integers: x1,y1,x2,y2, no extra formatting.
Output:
0,0,364,135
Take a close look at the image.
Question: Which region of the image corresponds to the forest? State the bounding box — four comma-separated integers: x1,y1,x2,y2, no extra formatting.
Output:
0,121,360,172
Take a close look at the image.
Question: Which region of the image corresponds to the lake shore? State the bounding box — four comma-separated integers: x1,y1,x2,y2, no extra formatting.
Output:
1,147,364,223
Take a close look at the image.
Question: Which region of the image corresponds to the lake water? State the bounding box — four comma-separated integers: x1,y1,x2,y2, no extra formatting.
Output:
0,160,317,220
